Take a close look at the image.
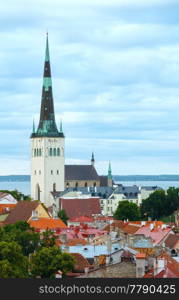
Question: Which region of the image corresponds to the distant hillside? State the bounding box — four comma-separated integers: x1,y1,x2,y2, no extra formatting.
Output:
113,175,179,181
0,174,179,182
0,175,30,182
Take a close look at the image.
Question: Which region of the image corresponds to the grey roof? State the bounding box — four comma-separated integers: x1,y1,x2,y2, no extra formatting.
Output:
114,185,140,195
141,186,163,191
65,165,99,181
52,186,114,199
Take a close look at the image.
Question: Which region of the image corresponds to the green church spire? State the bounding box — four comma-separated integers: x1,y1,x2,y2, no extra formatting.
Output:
31,33,64,138
108,161,112,180
32,119,35,134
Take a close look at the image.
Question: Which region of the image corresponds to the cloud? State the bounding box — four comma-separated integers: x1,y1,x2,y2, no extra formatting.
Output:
0,0,179,175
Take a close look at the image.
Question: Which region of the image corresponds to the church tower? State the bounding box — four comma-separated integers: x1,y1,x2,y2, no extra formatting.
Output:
107,161,113,187
30,34,65,208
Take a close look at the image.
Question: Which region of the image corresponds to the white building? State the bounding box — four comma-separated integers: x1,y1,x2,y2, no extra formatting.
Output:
30,34,65,208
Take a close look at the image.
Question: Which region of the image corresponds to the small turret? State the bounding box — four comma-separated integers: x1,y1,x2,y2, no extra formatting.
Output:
108,161,113,187
91,152,95,166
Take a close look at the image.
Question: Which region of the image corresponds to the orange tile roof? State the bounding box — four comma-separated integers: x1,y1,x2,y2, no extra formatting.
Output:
0,204,16,214
29,217,67,230
123,224,140,234
67,238,87,246
136,253,147,259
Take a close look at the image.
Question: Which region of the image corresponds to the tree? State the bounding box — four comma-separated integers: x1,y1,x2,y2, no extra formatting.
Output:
30,246,75,278
58,209,69,225
1,222,40,256
0,241,28,278
114,200,141,221
141,190,166,220
40,229,57,248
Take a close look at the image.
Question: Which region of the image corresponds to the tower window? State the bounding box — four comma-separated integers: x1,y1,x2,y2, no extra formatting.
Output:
49,148,52,156
53,148,56,156
85,182,88,187
34,149,36,157
93,182,96,187
39,170,41,175
57,170,59,175
53,183,56,192
57,148,60,156
34,170,36,175
51,170,53,175
39,149,42,156
75,182,78,188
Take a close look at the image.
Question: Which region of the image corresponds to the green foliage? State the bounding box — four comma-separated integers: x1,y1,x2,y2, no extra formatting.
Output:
39,229,57,248
58,209,69,225
141,187,179,220
0,222,40,256
30,246,75,278
0,241,28,278
114,200,141,221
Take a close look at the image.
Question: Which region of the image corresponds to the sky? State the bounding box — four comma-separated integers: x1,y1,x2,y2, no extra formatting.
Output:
0,0,179,175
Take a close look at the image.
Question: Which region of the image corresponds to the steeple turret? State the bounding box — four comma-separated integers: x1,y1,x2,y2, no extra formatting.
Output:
108,161,112,179
91,152,95,166
31,33,64,138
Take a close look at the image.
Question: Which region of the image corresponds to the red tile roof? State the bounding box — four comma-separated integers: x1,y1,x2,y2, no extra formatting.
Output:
165,234,179,249
29,217,67,230
70,253,92,272
144,252,179,278
60,197,101,218
69,216,94,223
67,238,87,246
135,226,172,245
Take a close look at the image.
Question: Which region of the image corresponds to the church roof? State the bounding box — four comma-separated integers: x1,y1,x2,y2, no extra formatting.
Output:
60,197,101,218
65,165,99,181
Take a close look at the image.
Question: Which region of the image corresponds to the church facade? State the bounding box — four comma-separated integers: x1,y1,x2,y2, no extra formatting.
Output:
30,35,112,208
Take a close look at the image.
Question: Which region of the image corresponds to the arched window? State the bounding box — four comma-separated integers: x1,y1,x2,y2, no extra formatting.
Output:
75,182,78,188
34,149,36,157
57,170,59,175
39,149,42,156
53,148,56,156
49,148,52,156
36,149,39,156
57,148,60,156
53,183,56,192
39,170,41,175
66,182,70,188
51,170,53,175
93,182,96,187
85,182,88,187
34,170,36,175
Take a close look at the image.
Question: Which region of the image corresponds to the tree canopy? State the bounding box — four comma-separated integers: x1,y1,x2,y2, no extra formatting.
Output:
141,187,179,220
114,200,141,221
30,246,75,278
58,209,69,225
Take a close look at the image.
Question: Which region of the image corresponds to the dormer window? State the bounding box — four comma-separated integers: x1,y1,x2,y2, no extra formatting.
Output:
32,210,38,220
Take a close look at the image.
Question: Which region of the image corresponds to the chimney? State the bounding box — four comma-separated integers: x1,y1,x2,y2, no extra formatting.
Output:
150,223,154,231
136,253,147,278
84,267,89,274
153,258,165,276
